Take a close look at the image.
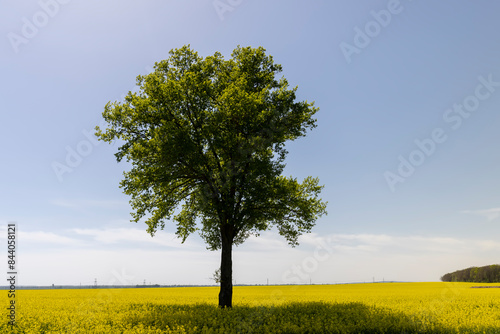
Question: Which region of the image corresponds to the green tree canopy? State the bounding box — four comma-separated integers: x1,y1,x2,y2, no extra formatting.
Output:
95,45,327,307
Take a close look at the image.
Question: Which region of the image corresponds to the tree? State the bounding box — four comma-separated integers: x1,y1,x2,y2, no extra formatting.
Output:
95,45,327,308
441,265,500,283
212,267,221,284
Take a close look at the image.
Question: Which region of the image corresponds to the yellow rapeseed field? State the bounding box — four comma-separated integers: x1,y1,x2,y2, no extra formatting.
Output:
2,282,500,333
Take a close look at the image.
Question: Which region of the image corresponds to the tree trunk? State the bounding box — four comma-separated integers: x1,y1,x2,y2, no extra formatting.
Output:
218,225,233,308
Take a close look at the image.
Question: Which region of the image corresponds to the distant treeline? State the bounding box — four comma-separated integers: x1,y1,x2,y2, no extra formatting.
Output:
441,264,500,283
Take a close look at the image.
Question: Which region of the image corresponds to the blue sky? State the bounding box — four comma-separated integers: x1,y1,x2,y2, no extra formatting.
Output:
1,0,500,286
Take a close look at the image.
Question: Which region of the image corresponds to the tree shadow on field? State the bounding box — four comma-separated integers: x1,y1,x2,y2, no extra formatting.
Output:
122,301,473,334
